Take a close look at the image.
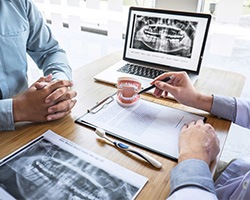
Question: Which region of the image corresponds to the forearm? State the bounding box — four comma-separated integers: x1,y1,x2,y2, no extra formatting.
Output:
41,49,72,81
190,94,238,124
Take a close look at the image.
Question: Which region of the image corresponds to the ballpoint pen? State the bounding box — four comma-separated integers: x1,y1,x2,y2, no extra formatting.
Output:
138,75,174,95
95,128,162,169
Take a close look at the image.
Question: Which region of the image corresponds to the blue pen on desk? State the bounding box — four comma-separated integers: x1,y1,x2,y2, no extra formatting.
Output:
138,75,174,95
95,128,162,169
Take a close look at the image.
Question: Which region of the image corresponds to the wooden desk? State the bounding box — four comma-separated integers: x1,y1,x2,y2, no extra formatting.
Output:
0,51,245,199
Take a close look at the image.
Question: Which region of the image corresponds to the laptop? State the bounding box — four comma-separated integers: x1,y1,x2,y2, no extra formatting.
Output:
94,7,211,92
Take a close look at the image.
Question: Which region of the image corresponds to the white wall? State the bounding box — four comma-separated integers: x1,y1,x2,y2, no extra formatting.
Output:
155,0,205,12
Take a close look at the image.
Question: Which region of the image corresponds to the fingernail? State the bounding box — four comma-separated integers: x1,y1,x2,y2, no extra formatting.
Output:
45,99,50,103
47,117,52,121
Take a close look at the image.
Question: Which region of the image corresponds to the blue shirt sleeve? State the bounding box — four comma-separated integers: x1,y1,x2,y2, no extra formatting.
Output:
210,95,236,122
25,0,72,81
169,159,216,196
0,99,15,131
210,95,250,129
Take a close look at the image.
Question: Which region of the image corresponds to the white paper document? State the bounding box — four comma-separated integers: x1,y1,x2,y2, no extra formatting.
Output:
76,94,205,160
0,130,147,200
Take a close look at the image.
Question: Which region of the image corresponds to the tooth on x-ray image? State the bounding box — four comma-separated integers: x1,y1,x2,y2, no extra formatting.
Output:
0,131,147,200
131,15,197,58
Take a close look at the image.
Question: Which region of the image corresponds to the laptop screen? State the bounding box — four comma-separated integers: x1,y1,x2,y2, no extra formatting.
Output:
123,7,211,74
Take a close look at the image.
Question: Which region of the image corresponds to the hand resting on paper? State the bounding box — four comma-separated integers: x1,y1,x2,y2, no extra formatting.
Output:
178,119,220,165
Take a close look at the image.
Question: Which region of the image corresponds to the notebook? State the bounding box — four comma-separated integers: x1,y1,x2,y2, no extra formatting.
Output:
94,6,211,91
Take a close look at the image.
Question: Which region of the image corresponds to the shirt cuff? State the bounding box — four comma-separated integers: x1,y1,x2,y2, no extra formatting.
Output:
0,99,15,130
210,95,236,122
235,98,250,128
170,159,216,196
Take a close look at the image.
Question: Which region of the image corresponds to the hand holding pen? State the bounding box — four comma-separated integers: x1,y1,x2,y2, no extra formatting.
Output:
138,75,174,95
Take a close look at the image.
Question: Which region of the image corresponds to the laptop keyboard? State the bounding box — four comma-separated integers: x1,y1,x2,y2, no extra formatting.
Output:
117,63,166,79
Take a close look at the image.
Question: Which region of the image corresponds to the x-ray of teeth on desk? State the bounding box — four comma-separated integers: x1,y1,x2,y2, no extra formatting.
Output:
0,130,147,200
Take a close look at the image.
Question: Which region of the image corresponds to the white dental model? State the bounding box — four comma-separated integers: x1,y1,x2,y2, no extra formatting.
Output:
116,77,141,107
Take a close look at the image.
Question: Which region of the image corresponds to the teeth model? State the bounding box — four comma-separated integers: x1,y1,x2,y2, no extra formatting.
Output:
117,77,141,107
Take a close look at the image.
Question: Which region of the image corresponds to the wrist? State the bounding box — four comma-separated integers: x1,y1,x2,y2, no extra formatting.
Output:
191,93,213,112
13,96,26,122
178,152,211,165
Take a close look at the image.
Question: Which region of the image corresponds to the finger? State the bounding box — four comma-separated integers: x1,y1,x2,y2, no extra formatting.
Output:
154,81,174,94
43,74,53,82
48,99,77,114
46,111,71,121
45,87,68,103
153,87,164,98
181,123,188,131
34,82,49,90
196,119,205,125
45,80,73,93
151,72,172,84
189,120,196,126
46,89,77,103
163,91,169,98
37,74,53,83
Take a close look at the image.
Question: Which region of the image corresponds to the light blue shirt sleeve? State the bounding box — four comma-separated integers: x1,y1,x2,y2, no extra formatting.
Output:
0,99,14,130
210,95,236,122
211,95,250,129
25,0,72,81
235,98,250,129
169,159,216,197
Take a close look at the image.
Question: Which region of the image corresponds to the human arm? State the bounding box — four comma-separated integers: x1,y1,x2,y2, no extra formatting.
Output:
0,0,76,130
24,0,76,121
25,0,71,80
152,72,250,128
167,120,220,199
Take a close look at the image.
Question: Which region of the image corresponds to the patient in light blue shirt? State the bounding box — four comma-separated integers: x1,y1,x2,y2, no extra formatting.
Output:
0,0,77,130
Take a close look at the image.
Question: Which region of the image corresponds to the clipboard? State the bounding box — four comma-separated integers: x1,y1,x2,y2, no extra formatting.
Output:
75,93,206,161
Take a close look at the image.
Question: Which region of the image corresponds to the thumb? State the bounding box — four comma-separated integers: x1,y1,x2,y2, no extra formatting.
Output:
36,74,53,83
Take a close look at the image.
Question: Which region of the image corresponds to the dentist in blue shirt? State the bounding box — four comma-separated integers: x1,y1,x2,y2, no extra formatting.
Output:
152,71,250,199
0,0,77,130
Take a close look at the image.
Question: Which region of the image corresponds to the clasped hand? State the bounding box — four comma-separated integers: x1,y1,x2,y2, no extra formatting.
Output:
13,74,77,123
